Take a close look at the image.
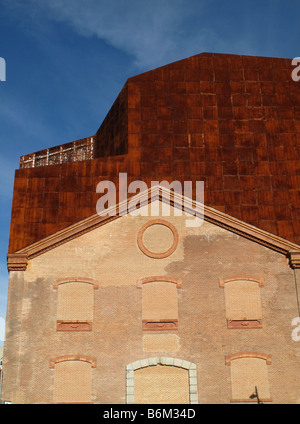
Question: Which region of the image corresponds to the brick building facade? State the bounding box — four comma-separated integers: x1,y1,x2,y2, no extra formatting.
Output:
1,52,300,403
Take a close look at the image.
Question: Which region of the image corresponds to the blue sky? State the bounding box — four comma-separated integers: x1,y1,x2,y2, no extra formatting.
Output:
0,0,299,345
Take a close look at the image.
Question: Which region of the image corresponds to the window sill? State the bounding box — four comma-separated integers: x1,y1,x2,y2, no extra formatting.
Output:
142,320,178,331
227,319,262,329
56,321,92,331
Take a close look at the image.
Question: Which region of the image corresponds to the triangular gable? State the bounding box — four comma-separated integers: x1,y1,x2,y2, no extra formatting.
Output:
7,185,300,270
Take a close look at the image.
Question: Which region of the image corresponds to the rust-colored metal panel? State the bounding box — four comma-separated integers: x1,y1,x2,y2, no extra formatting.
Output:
8,52,300,252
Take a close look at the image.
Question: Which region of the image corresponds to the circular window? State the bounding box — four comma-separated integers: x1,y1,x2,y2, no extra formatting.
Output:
137,219,179,259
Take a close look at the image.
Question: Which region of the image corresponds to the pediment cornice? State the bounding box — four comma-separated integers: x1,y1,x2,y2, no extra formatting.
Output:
7,186,300,270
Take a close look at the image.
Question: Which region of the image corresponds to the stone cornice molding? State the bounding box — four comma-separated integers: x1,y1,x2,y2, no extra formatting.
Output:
289,251,300,269
7,253,28,271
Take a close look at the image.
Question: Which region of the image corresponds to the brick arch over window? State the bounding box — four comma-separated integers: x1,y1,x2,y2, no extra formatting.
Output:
49,355,97,368
126,357,198,404
225,352,272,365
136,276,182,288
219,276,264,288
53,277,99,289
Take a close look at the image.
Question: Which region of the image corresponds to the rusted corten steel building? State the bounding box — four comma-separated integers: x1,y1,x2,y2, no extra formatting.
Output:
2,52,300,404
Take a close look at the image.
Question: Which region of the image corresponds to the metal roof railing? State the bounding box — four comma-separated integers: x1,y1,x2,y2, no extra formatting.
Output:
20,136,95,168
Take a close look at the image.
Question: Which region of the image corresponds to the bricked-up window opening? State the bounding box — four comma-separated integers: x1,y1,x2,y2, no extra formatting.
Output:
51,358,95,404
126,358,198,404
135,365,189,404
138,278,181,331
220,277,264,329
225,354,272,403
55,281,97,331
